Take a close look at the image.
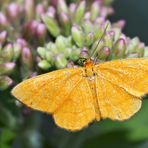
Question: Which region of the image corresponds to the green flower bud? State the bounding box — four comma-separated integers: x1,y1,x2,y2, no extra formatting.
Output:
98,46,111,60
112,28,121,42
21,47,33,78
0,76,13,90
0,62,15,75
46,42,58,54
127,37,139,54
90,1,100,21
72,25,84,48
45,51,53,63
37,47,46,59
94,20,111,40
69,47,80,61
57,0,68,14
112,38,126,59
21,47,32,69
144,47,148,57
69,3,76,17
24,0,35,21
104,33,113,49
42,15,60,37
55,36,67,52
38,60,51,70
90,39,104,58
136,43,145,57
13,43,21,60
59,12,71,36
73,1,86,24
1,43,14,62
55,55,67,69
85,32,95,46
82,20,93,34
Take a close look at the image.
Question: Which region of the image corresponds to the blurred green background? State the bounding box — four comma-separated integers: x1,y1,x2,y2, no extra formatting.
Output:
0,0,148,148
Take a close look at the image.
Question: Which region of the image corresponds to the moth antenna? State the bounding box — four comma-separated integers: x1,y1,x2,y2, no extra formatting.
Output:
90,23,109,63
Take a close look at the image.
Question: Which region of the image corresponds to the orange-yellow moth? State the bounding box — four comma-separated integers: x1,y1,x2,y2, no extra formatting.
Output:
12,58,148,131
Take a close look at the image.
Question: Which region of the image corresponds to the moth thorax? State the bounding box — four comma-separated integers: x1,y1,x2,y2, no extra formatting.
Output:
84,59,94,68
84,67,96,81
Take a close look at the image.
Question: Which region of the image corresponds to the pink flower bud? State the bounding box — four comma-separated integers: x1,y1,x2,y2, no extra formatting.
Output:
0,12,9,26
0,31,7,44
36,4,45,17
36,23,47,40
6,3,21,21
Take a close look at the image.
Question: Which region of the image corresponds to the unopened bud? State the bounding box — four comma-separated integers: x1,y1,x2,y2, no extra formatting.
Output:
127,37,139,54
42,15,60,37
112,38,126,59
46,6,56,18
38,60,51,70
13,42,22,60
55,55,67,69
21,47,32,69
85,32,94,46
72,25,84,48
55,36,67,53
16,38,27,48
2,43,14,61
0,31,7,45
136,43,145,57
69,3,76,17
144,47,148,57
69,47,80,61
0,76,13,90
98,46,111,60
0,62,15,75
36,4,45,18
6,3,21,21
24,0,35,21
0,12,9,26
57,0,68,14
90,1,100,20
36,23,47,44
104,32,113,49
73,1,86,24
80,47,89,58
112,20,126,29
37,47,46,59
59,12,70,36
66,60,74,68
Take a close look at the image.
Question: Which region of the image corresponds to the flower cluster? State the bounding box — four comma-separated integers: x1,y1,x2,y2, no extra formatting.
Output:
0,0,147,91
38,0,147,70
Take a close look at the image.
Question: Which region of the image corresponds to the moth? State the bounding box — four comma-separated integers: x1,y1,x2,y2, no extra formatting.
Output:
12,58,148,131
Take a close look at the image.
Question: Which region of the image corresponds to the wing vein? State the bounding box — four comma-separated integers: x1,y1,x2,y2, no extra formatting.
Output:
53,78,83,114
97,73,141,100
98,75,124,118
35,71,81,110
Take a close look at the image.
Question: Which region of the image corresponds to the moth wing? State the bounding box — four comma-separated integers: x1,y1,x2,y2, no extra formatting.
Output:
53,78,96,131
96,58,148,97
12,68,96,131
95,75,141,120
12,68,82,113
